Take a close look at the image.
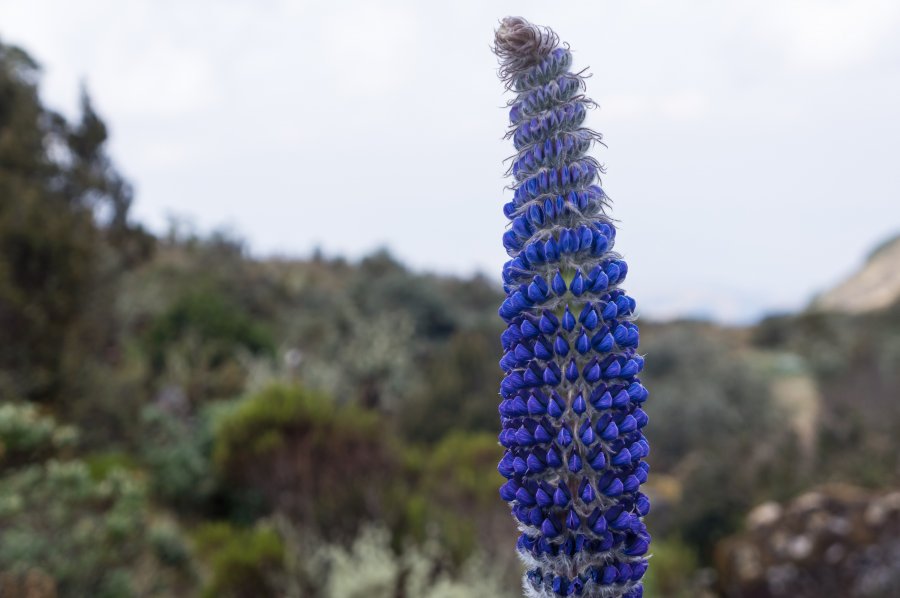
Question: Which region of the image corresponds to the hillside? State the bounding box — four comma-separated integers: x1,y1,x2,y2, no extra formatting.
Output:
812,233,900,314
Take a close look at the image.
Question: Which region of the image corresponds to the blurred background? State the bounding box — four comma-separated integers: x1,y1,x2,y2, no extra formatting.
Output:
0,1,898,597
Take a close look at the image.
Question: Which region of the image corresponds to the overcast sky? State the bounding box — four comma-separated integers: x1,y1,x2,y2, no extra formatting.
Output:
1,0,899,322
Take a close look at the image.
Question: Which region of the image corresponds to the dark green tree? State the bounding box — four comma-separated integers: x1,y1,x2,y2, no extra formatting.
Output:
0,39,151,407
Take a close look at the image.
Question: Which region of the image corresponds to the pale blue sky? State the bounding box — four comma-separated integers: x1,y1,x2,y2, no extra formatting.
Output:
2,0,899,322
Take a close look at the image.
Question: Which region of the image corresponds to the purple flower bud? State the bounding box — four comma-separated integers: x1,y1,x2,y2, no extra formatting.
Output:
546,446,563,468
621,359,640,378
579,420,595,446
604,360,622,379
554,335,570,357
524,366,543,387
575,331,590,354
590,388,612,410
527,452,546,473
636,493,650,516
536,485,554,508
499,483,519,504
568,451,583,473
552,271,567,295
525,241,545,265
570,270,585,296
548,392,566,418
592,332,615,352
572,393,586,414
612,448,632,467
542,517,560,538
514,343,534,362
527,395,548,415
520,318,540,338
557,424,573,447
623,475,640,493
543,363,561,386
534,338,554,360
619,415,638,433
588,449,606,471
516,486,536,506
566,509,581,531
599,420,619,441
539,310,559,334
513,456,528,474
579,478,595,504
565,359,579,382
516,426,535,446
603,478,624,497
601,301,618,320
606,262,621,285
583,360,601,383
545,237,560,261
634,408,649,428
534,422,554,444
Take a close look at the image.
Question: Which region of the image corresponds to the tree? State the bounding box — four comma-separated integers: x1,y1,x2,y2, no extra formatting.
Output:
0,39,151,407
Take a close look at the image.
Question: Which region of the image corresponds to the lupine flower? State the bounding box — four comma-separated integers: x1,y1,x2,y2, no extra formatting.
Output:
493,17,651,598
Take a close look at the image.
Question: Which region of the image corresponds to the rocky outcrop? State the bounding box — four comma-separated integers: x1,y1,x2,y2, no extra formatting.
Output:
715,485,900,597
813,234,900,314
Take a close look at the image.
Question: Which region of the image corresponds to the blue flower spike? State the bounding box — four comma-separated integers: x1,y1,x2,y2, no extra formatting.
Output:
494,17,650,598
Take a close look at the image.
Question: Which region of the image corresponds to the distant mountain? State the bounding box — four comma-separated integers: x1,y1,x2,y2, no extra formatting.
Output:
812,233,900,314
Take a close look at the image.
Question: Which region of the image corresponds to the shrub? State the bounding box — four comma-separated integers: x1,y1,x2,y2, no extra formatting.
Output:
0,402,77,469
143,289,274,405
413,433,513,564
192,522,285,598
0,460,191,597
139,405,214,509
212,384,398,537
305,524,517,598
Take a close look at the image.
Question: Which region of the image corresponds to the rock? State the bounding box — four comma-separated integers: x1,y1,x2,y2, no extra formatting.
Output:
716,485,900,597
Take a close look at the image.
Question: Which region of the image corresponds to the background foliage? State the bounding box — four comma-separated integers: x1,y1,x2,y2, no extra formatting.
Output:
1,38,899,597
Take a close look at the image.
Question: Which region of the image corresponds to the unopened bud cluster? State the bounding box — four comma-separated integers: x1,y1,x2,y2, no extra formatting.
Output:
494,17,651,598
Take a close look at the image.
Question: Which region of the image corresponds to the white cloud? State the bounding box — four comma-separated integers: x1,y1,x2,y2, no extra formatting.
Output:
751,0,900,71
318,3,420,95
659,90,710,121
97,41,216,118
600,90,709,122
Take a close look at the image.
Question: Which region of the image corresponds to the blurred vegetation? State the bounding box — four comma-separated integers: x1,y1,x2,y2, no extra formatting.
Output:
1,37,899,597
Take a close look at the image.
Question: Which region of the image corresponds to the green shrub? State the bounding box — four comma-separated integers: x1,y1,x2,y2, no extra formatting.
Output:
139,405,214,509
410,432,510,565
145,290,274,369
192,522,284,598
426,432,502,504
83,451,139,480
142,289,275,405
397,329,503,443
212,384,398,538
0,403,77,469
0,460,191,597
642,537,699,598
212,384,355,466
